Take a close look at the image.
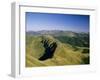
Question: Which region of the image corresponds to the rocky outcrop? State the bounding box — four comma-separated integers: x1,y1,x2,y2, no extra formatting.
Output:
39,38,57,61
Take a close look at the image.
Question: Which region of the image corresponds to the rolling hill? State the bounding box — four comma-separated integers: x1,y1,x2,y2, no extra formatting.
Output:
26,31,89,67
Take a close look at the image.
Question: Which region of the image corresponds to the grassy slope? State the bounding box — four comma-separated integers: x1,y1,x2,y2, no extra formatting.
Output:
26,35,89,67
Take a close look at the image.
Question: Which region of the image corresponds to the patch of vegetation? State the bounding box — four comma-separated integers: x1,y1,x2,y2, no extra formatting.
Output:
83,56,90,64
54,35,89,47
82,48,89,53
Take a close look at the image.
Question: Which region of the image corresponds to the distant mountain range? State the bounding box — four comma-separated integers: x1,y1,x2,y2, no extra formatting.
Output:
26,30,89,37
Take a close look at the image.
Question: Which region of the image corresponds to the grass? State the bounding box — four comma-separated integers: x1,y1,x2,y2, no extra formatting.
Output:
26,35,90,67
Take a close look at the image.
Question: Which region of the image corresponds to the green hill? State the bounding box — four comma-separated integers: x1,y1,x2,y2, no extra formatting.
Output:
26,35,89,67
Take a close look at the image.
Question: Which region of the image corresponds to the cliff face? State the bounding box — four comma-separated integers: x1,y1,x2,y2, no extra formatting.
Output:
39,37,57,60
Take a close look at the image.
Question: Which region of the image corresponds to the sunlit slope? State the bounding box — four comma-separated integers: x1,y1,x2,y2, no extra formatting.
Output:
26,35,89,67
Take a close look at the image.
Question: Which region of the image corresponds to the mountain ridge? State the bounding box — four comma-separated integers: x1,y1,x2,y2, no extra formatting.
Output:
26,30,89,36
26,35,89,67
26,30,89,47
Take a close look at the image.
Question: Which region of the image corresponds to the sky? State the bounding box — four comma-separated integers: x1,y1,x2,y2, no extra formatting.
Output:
26,12,89,32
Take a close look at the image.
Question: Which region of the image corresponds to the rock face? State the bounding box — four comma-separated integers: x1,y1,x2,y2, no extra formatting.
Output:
39,38,57,61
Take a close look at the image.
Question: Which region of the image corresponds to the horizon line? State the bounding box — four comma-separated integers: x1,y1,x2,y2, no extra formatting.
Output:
26,30,89,33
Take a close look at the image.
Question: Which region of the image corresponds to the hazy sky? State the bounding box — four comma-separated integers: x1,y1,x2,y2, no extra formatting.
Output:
26,12,89,32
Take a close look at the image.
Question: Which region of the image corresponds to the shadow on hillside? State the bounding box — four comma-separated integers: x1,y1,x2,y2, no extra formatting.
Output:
39,39,57,61
83,56,90,64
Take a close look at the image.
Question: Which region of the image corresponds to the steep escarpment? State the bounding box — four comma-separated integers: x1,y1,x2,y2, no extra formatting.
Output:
39,36,57,60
